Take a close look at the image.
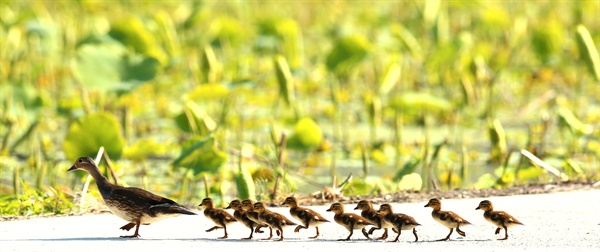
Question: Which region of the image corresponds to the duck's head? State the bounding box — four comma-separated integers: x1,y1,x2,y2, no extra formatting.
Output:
281,196,298,207
68,157,96,173
424,198,442,210
241,199,255,211
326,203,344,214
354,200,373,211
226,199,242,210
476,200,493,211
377,203,393,215
253,202,266,213
199,198,214,209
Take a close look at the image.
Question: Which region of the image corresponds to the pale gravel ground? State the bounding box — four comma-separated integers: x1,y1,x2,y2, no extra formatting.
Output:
1,190,599,252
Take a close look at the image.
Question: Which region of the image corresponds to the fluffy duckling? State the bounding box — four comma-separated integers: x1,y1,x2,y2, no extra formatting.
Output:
68,157,196,238
253,202,297,241
476,200,523,240
354,200,393,240
424,198,471,241
200,198,237,239
226,199,258,239
326,203,373,241
377,204,420,242
241,199,268,234
281,196,330,239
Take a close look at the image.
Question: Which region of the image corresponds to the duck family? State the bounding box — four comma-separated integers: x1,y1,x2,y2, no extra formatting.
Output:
68,157,524,241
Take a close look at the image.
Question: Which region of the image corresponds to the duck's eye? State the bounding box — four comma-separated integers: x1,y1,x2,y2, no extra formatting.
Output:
78,158,82,163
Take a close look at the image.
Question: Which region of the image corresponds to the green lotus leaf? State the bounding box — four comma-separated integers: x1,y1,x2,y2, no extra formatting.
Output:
63,112,125,162
286,117,323,151
172,136,228,176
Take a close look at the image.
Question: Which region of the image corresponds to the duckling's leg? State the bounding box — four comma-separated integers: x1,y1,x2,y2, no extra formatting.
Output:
275,227,284,241
242,226,253,240
255,225,265,233
120,221,141,238
368,226,380,235
309,227,320,239
377,228,388,240
412,228,418,242
456,224,466,237
262,227,273,240
438,228,453,241
495,227,501,235
218,226,228,239
499,225,508,240
294,224,307,233
339,229,354,241
390,228,401,242
361,227,371,240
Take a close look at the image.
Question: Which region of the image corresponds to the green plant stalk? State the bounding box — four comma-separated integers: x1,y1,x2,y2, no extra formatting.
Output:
394,110,403,170
1,122,13,153
178,170,190,203
460,145,468,188
203,173,210,199
420,118,430,190
361,141,369,178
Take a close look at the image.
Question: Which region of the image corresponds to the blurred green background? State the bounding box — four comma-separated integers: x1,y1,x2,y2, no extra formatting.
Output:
1,0,599,216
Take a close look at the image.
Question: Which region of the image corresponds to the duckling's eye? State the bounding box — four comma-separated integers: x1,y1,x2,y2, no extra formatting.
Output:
78,158,83,163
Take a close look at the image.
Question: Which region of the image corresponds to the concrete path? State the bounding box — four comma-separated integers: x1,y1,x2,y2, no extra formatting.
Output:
1,190,599,252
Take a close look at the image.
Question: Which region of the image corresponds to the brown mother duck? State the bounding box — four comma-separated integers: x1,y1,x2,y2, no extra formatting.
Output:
281,196,330,239
476,200,523,240
68,157,196,238
424,198,471,241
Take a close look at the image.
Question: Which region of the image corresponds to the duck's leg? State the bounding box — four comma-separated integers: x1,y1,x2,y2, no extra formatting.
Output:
495,227,501,235
499,225,508,240
206,226,221,232
120,223,136,231
120,221,141,238
294,223,307,233
309,227,320,239
412,228,418,242
456,224,466,237
438,228,453,241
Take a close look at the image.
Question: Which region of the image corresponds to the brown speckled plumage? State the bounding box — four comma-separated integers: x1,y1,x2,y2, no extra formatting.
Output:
476,200,523,240
253,202,297,241
281,196,329,239
200,198,237,239
326,203,373,241
425,198,471,241
354,200,393,240
68,157,196,238
226,199,259,239
377,204,420,242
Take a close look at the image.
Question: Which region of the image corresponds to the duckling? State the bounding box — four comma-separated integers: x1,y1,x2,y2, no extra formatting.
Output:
241,199,269,234
354,200,394,240
326,203,373,241
424,198,471,241
476,200,523,240
200,198,237,239
281,196,330,239
377,204,420,242
253,202,297,241
226,199,258,239
68,157,196,238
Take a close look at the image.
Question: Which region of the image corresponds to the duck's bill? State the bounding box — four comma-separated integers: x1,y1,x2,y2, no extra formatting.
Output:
67,165,77,172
